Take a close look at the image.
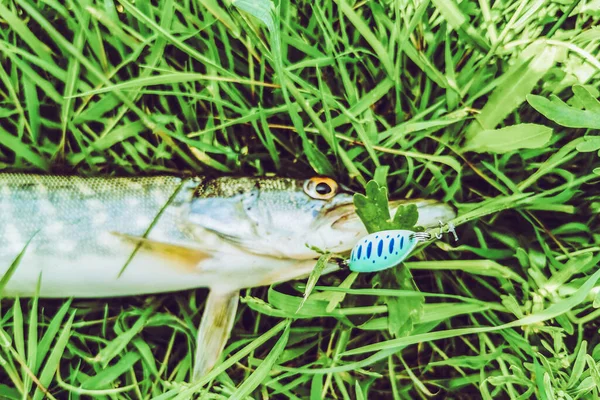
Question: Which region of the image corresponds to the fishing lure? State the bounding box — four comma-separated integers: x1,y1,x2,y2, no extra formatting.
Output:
348,222,458,273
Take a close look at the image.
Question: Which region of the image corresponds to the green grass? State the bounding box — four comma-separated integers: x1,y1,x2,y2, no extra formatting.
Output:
1,0,600,398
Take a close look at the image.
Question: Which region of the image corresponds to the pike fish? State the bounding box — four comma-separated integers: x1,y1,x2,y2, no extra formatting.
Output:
0,173,456,379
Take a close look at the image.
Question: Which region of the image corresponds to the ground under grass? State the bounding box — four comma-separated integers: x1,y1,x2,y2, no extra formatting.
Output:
1,0,600,398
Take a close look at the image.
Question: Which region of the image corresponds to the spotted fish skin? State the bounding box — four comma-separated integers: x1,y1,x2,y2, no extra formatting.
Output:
0,174,192,258
0,174,220,297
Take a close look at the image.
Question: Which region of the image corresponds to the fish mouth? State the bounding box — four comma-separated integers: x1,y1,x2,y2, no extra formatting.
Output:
328,198,457,232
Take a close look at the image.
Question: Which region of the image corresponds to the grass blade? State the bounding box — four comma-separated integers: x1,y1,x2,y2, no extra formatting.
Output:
229,321,291,400
32,312,76,400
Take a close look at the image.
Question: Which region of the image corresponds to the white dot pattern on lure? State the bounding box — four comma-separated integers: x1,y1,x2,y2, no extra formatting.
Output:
348,230,420,273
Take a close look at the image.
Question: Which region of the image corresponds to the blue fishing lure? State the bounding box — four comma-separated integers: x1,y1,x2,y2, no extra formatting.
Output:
348,230,422,273
348,223,457,273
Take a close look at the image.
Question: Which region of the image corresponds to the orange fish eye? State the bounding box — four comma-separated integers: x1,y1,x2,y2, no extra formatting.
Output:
303,177,339,200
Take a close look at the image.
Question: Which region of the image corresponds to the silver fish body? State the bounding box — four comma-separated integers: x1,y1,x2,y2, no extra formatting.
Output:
0,174,456,298
0,174,308,296
1,174,192,296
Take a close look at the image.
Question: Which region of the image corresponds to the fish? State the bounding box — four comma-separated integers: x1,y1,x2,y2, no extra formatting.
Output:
0,173,456,379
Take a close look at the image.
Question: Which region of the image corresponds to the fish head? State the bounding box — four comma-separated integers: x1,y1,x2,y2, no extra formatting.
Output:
182,176,456,260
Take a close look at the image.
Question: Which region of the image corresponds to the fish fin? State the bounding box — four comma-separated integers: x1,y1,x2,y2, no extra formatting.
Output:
110,232,210,271
192,289,239,381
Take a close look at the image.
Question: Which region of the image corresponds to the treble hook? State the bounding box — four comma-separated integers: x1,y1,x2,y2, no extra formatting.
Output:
434,221,444,239
433,221,459,241
447,222,459,242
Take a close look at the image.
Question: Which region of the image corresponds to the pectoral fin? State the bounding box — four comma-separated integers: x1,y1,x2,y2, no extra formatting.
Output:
111,232,210,272
192,289,239,381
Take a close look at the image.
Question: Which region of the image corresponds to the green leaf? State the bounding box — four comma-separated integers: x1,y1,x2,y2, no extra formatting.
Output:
0,233,37,297
567,341,588,388
430,0,490,52
428,347,505,369
33,312,76,400
576,137,600,152
325,272,359,313
527,92,600,129
353,181,392,234
310,374,324,400
0,2,53,64
373,165,389,189
573,85,600,113
82,352,141,389
0,384,20,400
229,321,291,400
465,42,557,138
297,253,333,313
376,268,424,338
94,307,154,368
232,0,275,32
593,291,600,308
23,77,40,142
353,180,420,234
463,123,553,154
392,204,420,231
0,127,49,170
334,0,394,78
355,380,366,400
198,0,241,38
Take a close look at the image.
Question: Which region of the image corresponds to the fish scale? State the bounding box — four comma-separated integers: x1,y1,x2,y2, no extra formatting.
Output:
0,174,190,259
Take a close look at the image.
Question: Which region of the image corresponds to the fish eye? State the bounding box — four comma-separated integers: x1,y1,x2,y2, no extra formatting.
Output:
303,177,338,200
316,182,332,195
